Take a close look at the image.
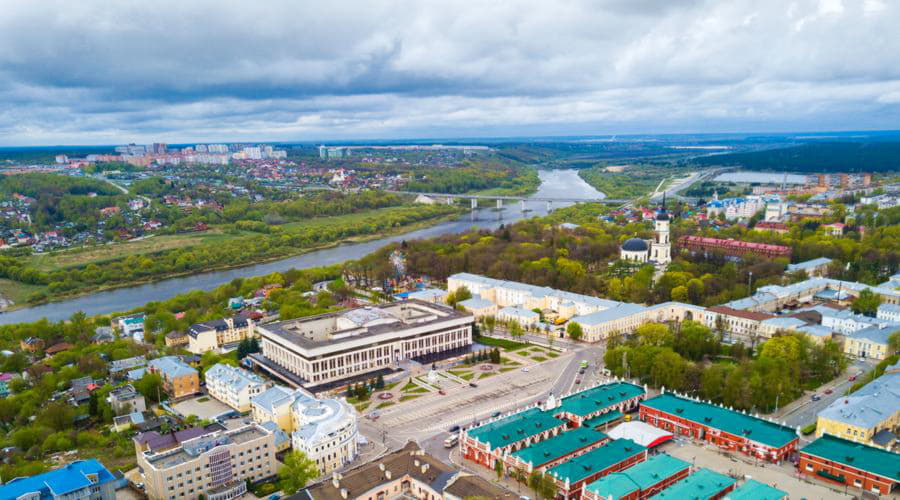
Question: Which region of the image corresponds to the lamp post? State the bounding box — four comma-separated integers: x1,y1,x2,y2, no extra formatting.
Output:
748,271,753,295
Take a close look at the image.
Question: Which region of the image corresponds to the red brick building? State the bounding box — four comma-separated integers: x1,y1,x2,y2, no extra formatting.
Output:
799,434,900,496
678,235,792,259
640,393,799,463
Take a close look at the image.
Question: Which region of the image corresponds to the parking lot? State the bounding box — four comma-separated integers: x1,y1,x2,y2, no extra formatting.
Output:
659,438,850,499
172,394,234,420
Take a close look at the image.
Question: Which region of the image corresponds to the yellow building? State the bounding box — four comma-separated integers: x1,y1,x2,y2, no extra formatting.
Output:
187,314,257,354
843,325,899,361
815,362,899,449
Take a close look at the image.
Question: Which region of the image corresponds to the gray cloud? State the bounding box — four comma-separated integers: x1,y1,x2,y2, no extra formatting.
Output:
0,0,899,144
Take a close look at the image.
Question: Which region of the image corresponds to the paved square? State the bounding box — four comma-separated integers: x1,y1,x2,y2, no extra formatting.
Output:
172,395,233,420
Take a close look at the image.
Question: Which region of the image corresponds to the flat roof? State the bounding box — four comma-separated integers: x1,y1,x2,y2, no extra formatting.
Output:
724,479,787,500
558,382,645,417
641,394,797,449
511,427,607,467
467,407,566,452
546,438,646,485
655,468,736,499
584,453,690,499
801,434,900,482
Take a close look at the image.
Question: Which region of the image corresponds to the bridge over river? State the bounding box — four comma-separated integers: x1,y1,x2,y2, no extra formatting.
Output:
386,190,628,211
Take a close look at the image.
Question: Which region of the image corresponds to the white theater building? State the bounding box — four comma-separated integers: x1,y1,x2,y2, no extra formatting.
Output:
255,300,474,386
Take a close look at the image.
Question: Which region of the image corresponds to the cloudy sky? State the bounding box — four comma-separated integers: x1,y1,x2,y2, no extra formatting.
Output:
1,0,899,145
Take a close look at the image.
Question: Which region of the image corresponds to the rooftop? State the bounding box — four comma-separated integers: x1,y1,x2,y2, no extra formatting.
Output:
558,382,645,417
146,424,269,470
584,453,690,499
458,296,494,309
511,426,608,467
148,356,197,379
259,300,470,351
583,410,624,429
546,438,646,485
801,433,900,481
0,459,115,498
849,324,900,345
787,257,833,272
641,393,798,449
467,407,566,452
724,479,787,500
655,468,736,499
706,306,775,322
571,303,646,326
818,370,900,430
206,363,267,391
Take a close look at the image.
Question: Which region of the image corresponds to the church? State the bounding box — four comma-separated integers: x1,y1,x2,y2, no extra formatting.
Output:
620,205,672,266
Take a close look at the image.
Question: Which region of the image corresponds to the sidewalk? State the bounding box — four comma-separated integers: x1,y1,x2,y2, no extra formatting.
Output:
449,447,536,498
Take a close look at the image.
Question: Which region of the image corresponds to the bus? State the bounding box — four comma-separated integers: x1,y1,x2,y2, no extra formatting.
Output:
443,434,459,448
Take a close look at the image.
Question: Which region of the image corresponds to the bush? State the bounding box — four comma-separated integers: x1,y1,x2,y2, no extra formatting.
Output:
801,423,817,435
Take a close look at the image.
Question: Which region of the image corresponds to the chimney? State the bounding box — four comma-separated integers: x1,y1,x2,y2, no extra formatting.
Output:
379,463,385,471
385,470,392,480
340,488,348,499
414,459,420,467
421,464,429,474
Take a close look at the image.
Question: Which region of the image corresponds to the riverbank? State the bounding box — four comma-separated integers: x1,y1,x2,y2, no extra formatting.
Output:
0,206,465,312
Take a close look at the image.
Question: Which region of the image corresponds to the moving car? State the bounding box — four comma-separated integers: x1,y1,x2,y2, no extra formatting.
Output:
448,424,461,433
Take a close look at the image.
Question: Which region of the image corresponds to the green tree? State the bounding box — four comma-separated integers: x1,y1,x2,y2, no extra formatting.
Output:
636,323,673,347
566,322,583,341
278,450,320,494
851,288,882,317
670,285,689,303
494,459,504,480
375,374,385,390
509,321,524,338
135,372,165,403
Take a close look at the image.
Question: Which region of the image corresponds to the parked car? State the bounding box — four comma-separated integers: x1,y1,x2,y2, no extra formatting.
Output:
824,388,833,395
521,367,530,372
491,411,501,418
575,379,581,384
811,394,821,401
449,424,461,433
849,374,858,381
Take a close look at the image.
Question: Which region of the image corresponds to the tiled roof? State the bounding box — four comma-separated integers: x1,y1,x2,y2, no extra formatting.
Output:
641,394,797,449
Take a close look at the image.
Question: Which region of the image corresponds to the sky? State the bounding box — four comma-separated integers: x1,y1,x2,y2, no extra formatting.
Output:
1,0,900,145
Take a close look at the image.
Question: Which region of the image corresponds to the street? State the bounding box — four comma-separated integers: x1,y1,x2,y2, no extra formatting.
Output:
775,358,875,429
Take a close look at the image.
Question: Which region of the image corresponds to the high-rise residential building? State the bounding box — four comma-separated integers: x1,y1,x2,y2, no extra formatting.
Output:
137,423,277,500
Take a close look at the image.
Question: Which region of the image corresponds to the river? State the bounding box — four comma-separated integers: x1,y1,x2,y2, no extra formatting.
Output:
1,169,603,324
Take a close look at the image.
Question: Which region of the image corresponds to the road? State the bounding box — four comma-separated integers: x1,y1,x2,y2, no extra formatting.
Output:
776,358,875,430
358,340,607,463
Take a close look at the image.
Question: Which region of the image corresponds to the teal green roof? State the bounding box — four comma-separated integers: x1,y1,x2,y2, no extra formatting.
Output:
801,434,900,481
547,438,646,485
585,453,690,499
559,382,645,417
655,468,736,499
467,407,565,452
724,479,787,500
511,427,607,467
583,410,623,429
641,393,797,449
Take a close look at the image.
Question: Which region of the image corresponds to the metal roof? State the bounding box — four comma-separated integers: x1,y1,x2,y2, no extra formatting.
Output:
546,438,646,485
558,382,645,417
817,370,900,430
584,453,690,499
655,468,736,499
467,407,566,452
801,433,900,481
511,426,607,467
641,394,797,449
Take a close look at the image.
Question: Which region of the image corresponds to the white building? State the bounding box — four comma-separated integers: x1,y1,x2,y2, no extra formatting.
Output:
251,385,358,474
706,192,767,221
497,306,541,327
877,303,900,323
254,300,473,387
618,209,671,266
205,363,270,412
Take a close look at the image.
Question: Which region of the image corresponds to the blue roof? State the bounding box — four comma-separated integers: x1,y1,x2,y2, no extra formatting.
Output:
148,356,197,378
0,459,115,499
787,257,832,272
849,324,900,345
459,297,494,309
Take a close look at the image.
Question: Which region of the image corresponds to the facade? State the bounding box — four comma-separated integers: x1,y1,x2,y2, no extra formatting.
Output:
706,193,766,221
187,315,257,354
844,324,900,361
571,302,706,343
147,356,200,399
0,459,117,500
725,277,900,313
786,257,833,277
704,306,775,343
497,305,540,327
799,433,900,495
816,363,899,449
754,221,789,234
877,303,900,322
137,423,277,500
678,235,792,259
581,453,691,500
640,393,799,463
456,296,497,318
205,363,269,412
547,438,648,499
254,300,474,388
166,331,189,347
618,210,671,266
108,384,147,415
251,385,359,474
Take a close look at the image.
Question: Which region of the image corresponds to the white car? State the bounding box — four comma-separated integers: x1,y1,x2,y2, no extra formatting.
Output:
521,367,530,372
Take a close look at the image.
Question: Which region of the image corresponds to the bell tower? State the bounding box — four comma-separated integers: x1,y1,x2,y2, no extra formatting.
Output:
651,194,672,265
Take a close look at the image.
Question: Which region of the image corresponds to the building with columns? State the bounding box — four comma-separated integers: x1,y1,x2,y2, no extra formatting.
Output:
618,207,672,267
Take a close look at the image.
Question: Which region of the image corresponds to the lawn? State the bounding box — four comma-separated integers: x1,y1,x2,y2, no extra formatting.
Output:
448,369,470,377
401,381,418,392
406,387,429,394
531,356,547,362
547,352,560,358
399,394,422,402
353,401,371,412
0,278,44,305
460,372,475,380
197,397,209,403
475,336,530,351
500,367,517,373
376,401,396,409
479,372,497,379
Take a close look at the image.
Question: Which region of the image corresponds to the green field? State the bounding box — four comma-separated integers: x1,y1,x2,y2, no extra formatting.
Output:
0,279,43,306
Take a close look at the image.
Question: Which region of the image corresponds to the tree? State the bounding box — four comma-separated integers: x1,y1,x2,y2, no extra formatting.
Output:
509,321,524,338
446,286,472,307
890,332,900,356
529,471,557,500
484,315,496,333
851,288,882,317
135,372,165,403
670,285,689,302
566,322,583,341
278,450,320,494
636,323,673,347
494,459,504,480
375,374,385,390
